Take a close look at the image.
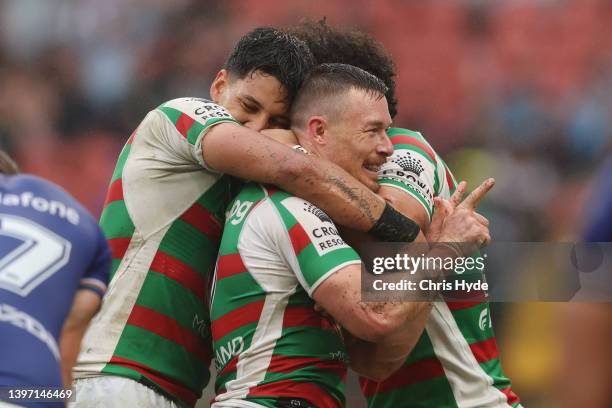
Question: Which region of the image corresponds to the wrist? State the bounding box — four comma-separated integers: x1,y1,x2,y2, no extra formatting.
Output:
369,203,420,242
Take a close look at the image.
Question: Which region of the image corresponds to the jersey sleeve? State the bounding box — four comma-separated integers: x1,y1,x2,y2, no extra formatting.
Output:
79,225,111,298
378,133,440,220
154,97,241,171
271,195,361,296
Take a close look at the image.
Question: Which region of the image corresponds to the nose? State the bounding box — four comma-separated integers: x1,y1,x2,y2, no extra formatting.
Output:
378,135,394,157
243,115,268,132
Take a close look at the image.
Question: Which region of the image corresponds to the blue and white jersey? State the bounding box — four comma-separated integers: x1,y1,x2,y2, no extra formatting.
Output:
0,174,111,394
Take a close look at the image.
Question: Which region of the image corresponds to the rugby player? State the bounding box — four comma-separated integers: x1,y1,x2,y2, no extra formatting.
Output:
291,20,522,408
72,27,426,408
0,151,111,407
209,64,492,408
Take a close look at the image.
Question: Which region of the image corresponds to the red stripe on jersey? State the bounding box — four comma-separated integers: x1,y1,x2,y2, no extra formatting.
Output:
283,306,337,332
218,355,238,377
211,299,265,342
263,184,281,197
175,113,195,138
126,305,210,363
445,166,455,190
103,178,123,207
109,356,198,406
442,289,487,303
216,253,248,280
268,355,346,379
360,357,446,397
500,386,521,405
446,300,484,311
107,237,131,260
150,251,206,300
180,202,222,243
248,379,341,408
288,223,311,255
126,128,138,145
390,136,437,163
469,337,499,364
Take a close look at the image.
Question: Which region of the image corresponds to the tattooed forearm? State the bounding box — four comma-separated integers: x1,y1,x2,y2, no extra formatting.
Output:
328,175,377,225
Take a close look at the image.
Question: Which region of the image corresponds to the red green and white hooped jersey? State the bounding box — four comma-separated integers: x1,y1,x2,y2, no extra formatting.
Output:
74,97,240,407
210,183,360,408
359,128,522,408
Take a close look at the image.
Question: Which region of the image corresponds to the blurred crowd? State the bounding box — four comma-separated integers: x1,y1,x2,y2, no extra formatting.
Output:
1,0,610,242
1,1,611,406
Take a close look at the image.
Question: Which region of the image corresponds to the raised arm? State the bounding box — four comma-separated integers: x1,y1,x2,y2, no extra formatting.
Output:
202,123,419,241
320,180,493,380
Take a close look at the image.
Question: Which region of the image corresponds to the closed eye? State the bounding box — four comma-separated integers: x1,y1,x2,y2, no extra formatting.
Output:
240,101,258,113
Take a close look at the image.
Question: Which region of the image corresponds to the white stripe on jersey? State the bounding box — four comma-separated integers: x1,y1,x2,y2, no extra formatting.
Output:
73,225,169,378
216,200,298,401
426,302,512,408
123,109,223,240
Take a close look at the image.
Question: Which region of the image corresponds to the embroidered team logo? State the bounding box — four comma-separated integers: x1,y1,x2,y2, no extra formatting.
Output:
393,155,424,176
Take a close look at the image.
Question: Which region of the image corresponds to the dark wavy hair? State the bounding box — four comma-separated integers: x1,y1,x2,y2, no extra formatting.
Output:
288,19,398,118
224,27,316,105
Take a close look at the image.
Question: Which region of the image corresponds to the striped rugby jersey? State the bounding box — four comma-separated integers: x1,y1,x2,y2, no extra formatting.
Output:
210,183,360,408
359,128,521,408
73,98,239,407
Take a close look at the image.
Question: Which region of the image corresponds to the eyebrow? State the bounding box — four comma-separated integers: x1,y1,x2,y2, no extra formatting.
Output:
364,120,391,129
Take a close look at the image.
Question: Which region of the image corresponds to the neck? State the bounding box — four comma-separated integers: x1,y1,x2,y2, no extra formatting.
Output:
292,128,323,158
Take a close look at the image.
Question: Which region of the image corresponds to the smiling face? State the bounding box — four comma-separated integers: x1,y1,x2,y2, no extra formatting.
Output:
315,88,393,190
210,69,290,131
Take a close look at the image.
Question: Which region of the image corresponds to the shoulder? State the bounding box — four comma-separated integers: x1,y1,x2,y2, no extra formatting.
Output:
156,97,236,125
387,127,438,164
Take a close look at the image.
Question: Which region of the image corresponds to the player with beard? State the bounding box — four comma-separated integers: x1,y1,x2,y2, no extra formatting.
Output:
290,20,521,408
210,64,492,408
72,27,428,408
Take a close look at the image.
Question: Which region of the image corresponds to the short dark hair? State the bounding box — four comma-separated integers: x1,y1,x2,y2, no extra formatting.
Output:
224,27,316,105
288,19,398,118
291,63,388,127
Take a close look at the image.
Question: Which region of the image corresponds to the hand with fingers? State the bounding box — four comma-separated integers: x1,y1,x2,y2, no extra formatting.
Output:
427,178,494,255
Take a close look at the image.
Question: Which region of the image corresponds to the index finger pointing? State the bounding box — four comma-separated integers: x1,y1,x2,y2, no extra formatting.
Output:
458,178,495,210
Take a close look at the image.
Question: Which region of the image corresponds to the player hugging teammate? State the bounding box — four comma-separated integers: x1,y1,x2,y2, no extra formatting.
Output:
66,23,519,408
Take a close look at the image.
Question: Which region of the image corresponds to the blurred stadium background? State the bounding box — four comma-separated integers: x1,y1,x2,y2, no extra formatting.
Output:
0,0,610,407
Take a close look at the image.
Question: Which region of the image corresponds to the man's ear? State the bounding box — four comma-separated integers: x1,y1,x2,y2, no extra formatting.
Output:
210,69,229,103
307,116,328,146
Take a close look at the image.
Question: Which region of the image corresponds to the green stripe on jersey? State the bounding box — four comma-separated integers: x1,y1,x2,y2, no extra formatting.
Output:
480,358,513,391
407,332,437,362
106,324,208,394
367,376,458,408
157,105,239,146
211,273,266,319
157,106,205,145
134,271,207,333
157,218,216,276
275,326,345,358
110,143,132,184
447,303,495,345
100,200,134,240
378,178,433,217
387,127,424,140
